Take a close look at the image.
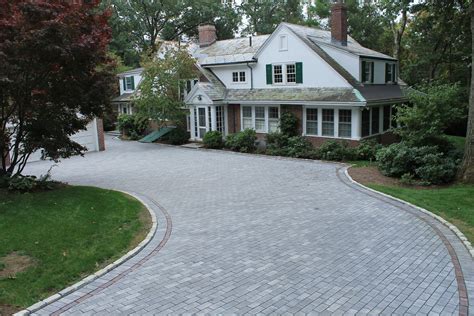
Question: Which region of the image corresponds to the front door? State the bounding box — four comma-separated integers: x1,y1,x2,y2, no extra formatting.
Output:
197,107,207,139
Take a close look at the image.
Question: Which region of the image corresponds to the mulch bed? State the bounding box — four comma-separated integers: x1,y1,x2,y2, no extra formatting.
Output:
348,166,401,187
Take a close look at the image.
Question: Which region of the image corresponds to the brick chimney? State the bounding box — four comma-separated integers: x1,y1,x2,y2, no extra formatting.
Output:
331,1,348,46
198,24,217,48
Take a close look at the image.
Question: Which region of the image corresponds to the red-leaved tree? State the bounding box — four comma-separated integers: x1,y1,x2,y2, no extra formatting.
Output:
0,0,115,176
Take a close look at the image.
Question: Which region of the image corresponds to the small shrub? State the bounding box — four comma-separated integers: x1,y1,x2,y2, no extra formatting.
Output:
376,142,460,185
266,132,290,149
203,131,224,149
117,114,148,139
225,129,257,153
164,127,189,145
286,136,313,158
318,140,356,161
279,112,299,137
8,175,37,192
400,173,415,185
355,139,382,161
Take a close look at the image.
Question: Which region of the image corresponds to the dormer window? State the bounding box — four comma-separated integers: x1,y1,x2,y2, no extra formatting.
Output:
232,71,246,83
385,63,397,83
123,76,135,91
267,63,303,85
361,61,374,84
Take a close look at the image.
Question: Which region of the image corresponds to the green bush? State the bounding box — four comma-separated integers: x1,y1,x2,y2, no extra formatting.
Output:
355,139,382,161
279,112,299,137
286,136,313,158
163,127,189,145
203,131,224,149
266,132,290,149
225,129,257,153
376,142,459,184
318,140,356,161
117,114,148,140
5,170,60,192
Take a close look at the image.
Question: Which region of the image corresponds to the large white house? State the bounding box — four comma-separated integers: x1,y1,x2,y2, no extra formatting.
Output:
185,2,406,146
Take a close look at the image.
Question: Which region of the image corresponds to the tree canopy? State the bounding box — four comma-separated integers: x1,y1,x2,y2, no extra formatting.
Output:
0,0,115,176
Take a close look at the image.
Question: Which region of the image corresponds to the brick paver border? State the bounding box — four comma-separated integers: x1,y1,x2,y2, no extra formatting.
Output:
338,166,471,316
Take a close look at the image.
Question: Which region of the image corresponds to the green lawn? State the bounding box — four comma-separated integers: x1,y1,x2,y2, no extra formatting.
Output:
368,184,474,243
0,186,149,311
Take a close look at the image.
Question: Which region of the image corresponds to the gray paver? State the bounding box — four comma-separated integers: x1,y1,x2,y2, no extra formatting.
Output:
24,136,471,315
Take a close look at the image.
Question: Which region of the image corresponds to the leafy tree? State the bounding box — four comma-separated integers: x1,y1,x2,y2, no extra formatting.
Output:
458,2,474,183
395,83,466,147
135,46,198,126
0,0,115,176
108,0,240,56
240,0,304,35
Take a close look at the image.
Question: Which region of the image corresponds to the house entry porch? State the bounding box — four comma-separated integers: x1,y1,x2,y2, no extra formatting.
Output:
189,105,228,141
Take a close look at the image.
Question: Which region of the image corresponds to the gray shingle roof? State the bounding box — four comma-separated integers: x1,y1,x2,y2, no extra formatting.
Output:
195,35,270,65
117,68,144,78
280,23,396,61
225,88,363,103
111,93,135,102
357,85,408,104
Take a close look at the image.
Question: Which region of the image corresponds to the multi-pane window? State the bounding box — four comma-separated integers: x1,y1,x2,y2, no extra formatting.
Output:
268,107,279,132
125,76,134,90
338,109,352,138
232,71,246,82
273,65,283,83
362,108,370,137
383,105,391,131
322,109,334,136
241,106,279,133
286,64,296,83
385,64,397,83
255,106,265,132
361,61,374,83
306,108,318,135
371,106,380,134
216,106,225,133
242,106,253,129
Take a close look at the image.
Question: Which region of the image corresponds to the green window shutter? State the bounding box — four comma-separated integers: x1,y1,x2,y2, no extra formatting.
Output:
123,78,126,90
266,64,272,84
385,63,390,83
361,61,366,82
370,62,374,83
296,62,303,84
131,76,135,90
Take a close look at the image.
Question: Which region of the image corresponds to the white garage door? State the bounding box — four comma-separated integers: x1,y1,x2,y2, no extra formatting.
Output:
27,119,99,163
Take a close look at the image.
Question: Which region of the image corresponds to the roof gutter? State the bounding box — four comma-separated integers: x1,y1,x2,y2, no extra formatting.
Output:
200,60,258,67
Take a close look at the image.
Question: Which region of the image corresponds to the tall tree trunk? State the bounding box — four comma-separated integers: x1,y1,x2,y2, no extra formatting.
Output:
392,8,408,62
458,2,474,183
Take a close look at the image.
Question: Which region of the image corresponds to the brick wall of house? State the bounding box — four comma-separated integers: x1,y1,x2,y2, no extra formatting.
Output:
227,104,241,133
306,136,360,148
96,118,105,151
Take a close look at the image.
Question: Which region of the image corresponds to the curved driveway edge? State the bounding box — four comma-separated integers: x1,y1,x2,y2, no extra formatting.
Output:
14,191,160,316
339,166,473,315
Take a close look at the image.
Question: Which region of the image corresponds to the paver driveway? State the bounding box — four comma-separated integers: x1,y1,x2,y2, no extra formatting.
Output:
24,136,473,315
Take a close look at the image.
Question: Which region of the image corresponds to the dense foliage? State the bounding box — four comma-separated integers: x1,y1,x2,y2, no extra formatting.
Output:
225,129,257,153
203,131,224,149
162,127,190,145
0,0,115,176
117,114,148,140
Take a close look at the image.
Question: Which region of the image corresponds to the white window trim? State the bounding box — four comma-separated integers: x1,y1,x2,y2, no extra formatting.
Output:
231,71,247,84
272,63,297,86
240,105,281,134
124,76,134,91
303,106,355,140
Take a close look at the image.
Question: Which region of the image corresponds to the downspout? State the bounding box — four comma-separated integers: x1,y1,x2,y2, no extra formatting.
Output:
246,62,254,90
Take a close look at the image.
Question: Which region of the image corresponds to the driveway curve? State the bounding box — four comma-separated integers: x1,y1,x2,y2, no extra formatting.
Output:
24,136,473,315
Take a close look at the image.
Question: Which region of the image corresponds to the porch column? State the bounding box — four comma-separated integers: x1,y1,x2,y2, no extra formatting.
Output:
211,106,217,131
189,107,196,140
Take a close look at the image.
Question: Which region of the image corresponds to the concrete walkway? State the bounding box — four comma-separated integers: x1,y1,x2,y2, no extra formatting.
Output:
24,136,473,315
